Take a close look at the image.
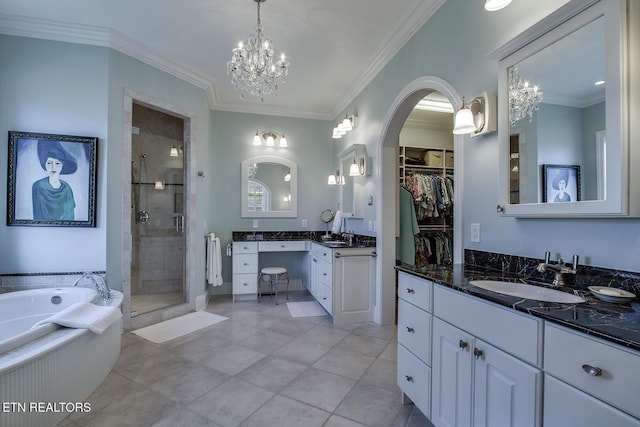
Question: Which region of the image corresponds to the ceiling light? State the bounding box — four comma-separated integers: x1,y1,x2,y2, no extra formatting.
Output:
594,80,605,86
227,0,289,101
508,67,543,126
485,0,512,11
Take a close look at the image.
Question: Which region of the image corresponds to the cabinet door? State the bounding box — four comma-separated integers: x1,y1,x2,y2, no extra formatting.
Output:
544,375,640,427
473,340,542,427
432,318,473,427
310,256,320,298
332,250,375,324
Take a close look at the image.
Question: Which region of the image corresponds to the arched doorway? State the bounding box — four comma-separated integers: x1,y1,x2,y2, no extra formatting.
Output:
375,77,465,325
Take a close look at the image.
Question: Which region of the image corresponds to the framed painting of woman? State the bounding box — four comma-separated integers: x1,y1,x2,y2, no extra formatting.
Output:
7,131,98,227
542,164,580,204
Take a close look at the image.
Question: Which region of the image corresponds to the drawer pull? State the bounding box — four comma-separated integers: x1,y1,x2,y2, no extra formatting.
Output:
405,375,413,382
406,326,415,333
243,263,249,266
459,340,468,350
581,364,602,377
473,348,484,360
406,288,415,294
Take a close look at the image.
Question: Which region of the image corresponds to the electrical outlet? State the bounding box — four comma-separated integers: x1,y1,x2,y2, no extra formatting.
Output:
470,223,480,243
252,219,259,229
301,219,308,227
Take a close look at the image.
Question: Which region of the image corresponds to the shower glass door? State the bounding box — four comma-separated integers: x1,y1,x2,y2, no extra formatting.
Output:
130,103,185,316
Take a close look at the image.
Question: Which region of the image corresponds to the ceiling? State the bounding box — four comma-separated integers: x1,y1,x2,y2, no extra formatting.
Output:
0,0,445,120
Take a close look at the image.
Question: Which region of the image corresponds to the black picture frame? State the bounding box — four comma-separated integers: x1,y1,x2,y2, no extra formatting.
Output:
7,131,98,227
542,164,580,203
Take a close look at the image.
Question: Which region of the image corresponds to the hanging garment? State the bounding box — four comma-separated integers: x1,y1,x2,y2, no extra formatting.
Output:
397,186,420,265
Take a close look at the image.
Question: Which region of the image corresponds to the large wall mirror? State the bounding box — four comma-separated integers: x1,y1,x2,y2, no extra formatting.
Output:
493,0,628,217
241,156,298,217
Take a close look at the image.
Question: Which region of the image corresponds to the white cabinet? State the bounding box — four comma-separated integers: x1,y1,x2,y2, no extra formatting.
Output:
397,272,433,418
310,243,333,315
232,241,258,301
544,323,640,426
309,243,376,324
430,284,542,427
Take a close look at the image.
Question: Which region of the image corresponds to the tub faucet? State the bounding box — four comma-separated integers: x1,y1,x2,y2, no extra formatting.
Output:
72,272,112,302
537,251,578,287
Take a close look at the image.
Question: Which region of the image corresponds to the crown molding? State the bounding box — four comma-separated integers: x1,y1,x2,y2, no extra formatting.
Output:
328,0,446,120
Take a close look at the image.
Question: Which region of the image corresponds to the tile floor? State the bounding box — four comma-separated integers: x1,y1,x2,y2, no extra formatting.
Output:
56,291,434,427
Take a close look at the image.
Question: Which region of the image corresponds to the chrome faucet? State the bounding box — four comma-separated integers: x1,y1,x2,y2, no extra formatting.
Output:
72,272,112,302
537,251,579,287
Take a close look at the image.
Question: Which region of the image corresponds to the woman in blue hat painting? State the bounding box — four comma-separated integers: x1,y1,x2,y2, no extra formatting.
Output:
32,140,77,220
552,168,571,203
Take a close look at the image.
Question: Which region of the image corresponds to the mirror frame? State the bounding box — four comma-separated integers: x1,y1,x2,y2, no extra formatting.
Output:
338,144,366,218
241,155,298,218
492,0,628,217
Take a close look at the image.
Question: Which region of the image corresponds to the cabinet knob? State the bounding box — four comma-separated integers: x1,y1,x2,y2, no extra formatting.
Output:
406,326,415,333
406,288,415,294
243,283,248,286
473,348,484,360
459,340,468,350
405,375,413,382
243,263,249,266
581,364,602,377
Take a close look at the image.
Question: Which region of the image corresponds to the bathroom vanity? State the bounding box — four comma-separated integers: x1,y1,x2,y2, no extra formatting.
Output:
396,265,640,427
231,232,376,325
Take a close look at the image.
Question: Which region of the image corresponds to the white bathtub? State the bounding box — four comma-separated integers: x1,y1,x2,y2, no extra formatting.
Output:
0,287,123,427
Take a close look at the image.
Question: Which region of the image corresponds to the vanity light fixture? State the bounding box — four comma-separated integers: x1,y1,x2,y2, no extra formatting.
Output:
252,130,288,147
327,169,346,185
332,115,357,139
485,0,512,11
453,93,496,136
170,146,179,157
349,157,366,176
154,177,165,190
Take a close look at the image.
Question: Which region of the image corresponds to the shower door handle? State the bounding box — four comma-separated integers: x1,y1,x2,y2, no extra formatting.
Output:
175,215,184,233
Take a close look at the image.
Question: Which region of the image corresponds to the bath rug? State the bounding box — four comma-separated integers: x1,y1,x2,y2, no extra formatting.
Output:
132,311,227,343
286,301,327,318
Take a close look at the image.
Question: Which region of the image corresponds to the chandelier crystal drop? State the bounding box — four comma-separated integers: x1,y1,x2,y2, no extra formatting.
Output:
508,67,543,126
227,0,289,101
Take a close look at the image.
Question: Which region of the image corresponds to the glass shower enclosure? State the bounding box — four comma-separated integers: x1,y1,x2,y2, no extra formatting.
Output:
130,104,185,316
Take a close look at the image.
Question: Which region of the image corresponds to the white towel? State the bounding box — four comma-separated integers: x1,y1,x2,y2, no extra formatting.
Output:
206,232,223,286
32,302,122,335
331,210,343,234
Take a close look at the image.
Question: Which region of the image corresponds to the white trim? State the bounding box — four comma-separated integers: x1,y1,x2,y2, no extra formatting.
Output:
376,76,464,325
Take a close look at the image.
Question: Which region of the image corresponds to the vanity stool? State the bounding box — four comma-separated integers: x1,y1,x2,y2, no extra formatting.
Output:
258,267,290,305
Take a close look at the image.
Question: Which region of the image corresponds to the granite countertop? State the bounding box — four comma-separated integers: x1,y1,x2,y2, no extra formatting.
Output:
232,230,376,248
397,263,640,352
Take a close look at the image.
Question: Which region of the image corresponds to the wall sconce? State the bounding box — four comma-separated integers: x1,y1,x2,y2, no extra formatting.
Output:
154,177,165,190
349,157,366,176
252,131,288,147
327,169,345,185
169,145,183,157
284,170,291,182
485,0,512,11
331,115,357,139
452,92,496,137
283,193,291,202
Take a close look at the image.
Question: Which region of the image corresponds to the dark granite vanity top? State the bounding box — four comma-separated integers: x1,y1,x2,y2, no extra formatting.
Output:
232,231,376,248
397,262,640,352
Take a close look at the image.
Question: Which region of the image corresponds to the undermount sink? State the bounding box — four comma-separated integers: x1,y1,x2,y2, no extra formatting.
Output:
322,241,349,248
468,280,586,303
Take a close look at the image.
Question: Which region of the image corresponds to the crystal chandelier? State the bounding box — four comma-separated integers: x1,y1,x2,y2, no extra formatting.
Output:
508,67,543,126
227,0,289,101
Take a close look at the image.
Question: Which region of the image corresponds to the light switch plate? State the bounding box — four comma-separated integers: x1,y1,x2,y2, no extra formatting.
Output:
470,223,480,243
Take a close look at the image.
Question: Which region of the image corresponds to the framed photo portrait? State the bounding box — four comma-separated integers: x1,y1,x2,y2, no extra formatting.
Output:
542,164,580,203
7,131,98,227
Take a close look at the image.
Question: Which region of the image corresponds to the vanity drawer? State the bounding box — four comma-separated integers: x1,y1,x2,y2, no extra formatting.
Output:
233,274,257,294
434,285,542,366
258,240,308,252
233,253,258,274
397,343,431,418
397,299,432,364
311,243,333,263
233,241,258,254
397,272,432,312
544,323,640,419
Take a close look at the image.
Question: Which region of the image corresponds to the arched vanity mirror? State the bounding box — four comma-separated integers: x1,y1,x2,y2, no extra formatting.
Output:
241,156,298,217
492,0,629,217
